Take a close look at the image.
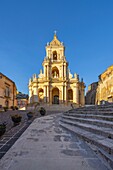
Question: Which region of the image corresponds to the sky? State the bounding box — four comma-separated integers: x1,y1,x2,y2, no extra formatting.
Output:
0,0,113,94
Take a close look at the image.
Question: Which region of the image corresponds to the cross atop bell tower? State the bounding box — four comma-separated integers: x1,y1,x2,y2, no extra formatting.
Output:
54,30,57,35
53,30,58,40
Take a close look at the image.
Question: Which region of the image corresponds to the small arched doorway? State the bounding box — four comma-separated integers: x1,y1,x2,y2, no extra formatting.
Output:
38,88,44,103
52,88,59,104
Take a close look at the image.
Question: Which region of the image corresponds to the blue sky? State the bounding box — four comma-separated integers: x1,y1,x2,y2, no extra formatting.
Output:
0,0,113,94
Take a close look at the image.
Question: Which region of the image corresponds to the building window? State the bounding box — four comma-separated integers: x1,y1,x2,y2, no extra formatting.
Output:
5,87,10,97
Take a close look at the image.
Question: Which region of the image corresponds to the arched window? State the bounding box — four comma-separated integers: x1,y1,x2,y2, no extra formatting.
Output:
53,51,57,60
52,67,59,78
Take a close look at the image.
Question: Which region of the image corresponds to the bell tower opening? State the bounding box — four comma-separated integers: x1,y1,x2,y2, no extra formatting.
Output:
52,67,59,78
53,51,57,60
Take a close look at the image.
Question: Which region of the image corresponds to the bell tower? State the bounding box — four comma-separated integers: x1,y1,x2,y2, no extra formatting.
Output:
43,32,68,80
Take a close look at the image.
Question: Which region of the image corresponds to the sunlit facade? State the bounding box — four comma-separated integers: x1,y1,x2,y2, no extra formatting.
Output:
0,72,17,108
28,34,85,106
96,65,113,104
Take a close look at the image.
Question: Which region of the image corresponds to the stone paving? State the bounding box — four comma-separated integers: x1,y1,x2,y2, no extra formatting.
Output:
0,114,109,170
0,110,40,159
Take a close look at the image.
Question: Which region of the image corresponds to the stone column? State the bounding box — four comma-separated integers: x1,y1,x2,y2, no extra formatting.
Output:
50,89,52,104
47,64,49,80
64,64,66,78
62,86,64,103
73,85,79,104
47,85,49,103
44,86,47,103
62,65,64,78
65,65,67,78
46,65,48,79
60,66,62,78
64,85,67,104
33,86,38,102
44,65,46,78
80,88,85,106
48,50,50,57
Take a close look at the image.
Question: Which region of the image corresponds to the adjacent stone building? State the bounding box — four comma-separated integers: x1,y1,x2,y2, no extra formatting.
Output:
16,92,29,109
85,82,98,105
0,72,17,108
96,65,113,104
28,33,85,106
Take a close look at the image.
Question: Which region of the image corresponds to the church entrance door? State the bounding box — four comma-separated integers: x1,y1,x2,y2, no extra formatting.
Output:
53,95,59,104
52,87,59,104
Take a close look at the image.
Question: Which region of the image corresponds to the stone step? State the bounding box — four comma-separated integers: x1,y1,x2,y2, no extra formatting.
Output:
68,110,113,115
64,113,113,121
60,118,113,139
27,104,72,113
74,106,113,109
98,148,113,169
37,104,71,112
71,105,113,111
59,121,113,159
80,108,113,111
62,115,113,128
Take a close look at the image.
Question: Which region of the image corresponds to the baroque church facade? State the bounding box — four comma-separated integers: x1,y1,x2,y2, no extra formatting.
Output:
28,33,85,106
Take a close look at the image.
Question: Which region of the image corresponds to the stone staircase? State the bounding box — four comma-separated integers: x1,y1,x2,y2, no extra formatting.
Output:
27,103,72,115
39,104,72,115
59,104,113,169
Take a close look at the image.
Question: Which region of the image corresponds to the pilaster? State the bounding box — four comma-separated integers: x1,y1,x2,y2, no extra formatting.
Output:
33,86,38,102
64,85,67,103
44,86,47,103
73,84,79,104
80,88,85,106
47,85,49,103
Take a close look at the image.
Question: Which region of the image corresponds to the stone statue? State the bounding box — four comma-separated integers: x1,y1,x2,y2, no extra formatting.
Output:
33,74,37,79
68,69,73,79
77,74,79,80
29,78,32,83
54,71,57,78
38,70,44,78
47,42,49,46
81,78,83,82
74,73,78,79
